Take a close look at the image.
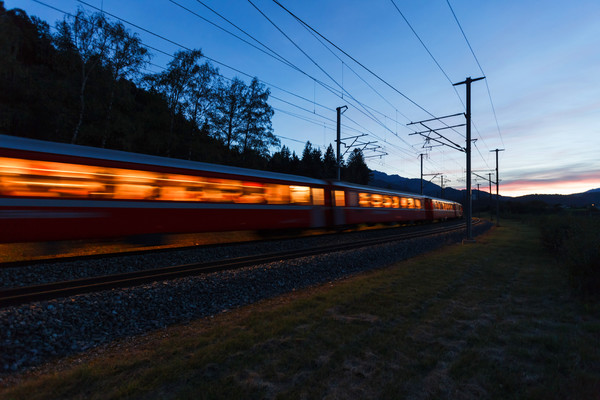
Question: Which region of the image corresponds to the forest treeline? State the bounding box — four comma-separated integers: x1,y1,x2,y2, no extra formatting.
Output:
0,4,371,184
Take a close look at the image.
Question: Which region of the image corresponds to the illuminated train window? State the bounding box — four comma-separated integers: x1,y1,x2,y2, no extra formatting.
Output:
312,188,325,206
432,201,453,210
356,192,422,209
0,157,324,206
333,190,345,207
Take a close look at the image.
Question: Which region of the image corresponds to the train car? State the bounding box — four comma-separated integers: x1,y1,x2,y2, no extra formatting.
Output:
0,134,330,243
0,135,464,244
424,197,464,221
328,181,429,226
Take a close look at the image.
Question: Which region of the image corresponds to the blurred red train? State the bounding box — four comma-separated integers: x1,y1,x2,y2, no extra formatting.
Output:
0,134,462,243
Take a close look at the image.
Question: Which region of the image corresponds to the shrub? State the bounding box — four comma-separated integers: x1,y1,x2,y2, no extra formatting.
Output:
539,215,600,298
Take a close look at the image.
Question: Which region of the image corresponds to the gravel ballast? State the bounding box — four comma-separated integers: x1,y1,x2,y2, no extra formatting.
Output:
0,222,491,376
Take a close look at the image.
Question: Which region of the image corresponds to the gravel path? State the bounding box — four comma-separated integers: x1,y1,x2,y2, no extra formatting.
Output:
0,221,491,376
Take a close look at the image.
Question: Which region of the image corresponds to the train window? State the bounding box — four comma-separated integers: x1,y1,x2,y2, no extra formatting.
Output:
400,197,408,208
4,157,418,210
415,199,422,209
289,185,311,205
371,193,383,207
407,198,414,209
264,184,289,204
312,188,325,205
334,190,345,207
382,195,392,208
358,192,370,207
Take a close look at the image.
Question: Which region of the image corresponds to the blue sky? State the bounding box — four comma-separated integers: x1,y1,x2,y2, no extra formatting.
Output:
7,0,600,196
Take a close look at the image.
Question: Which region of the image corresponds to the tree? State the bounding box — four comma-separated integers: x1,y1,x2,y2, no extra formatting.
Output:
268,145,292,173
144,49,203,156
54,9,110,144
300,141,323,178
344,148,371,184
209,77,246,153
0,6,68,141
323,144,337,179
187,62,218,127
186,62,218,159
239,77,278,157
101,20,149,147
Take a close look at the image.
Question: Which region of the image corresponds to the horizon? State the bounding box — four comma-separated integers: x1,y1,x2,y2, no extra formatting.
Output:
5,0,600,197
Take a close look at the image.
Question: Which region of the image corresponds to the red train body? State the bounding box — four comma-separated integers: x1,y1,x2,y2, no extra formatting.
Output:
0,135,462,243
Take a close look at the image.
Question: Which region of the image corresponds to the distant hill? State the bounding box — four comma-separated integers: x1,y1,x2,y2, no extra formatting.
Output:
511,191,600,208
369,170,599,208
369,170,464,202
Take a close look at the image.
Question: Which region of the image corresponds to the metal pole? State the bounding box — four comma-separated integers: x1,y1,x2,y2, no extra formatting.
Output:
454,76,484,241
420,154,424,195
335,106,347,180
465,78,472,239
488,172,493,221
441,175,444,198
477,183,480,217
496,150,499,226
336,107,341,180
491,148,505,227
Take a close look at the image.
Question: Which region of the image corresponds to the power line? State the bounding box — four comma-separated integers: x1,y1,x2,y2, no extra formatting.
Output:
247,0,413,157
446,0,505,148
387,0,495,171
270,0,440,119
168,0,295,71
163,0,421,159
33,0,440,178
388,0,465,110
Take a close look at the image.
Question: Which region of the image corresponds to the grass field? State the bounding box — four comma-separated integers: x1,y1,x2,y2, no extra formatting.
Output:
2,220,599,399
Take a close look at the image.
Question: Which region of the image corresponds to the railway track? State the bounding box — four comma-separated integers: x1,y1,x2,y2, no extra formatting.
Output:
0,220,480,307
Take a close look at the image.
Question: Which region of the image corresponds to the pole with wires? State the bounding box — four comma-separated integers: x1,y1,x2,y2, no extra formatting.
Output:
419,153,425,195
336,105,347,180
491,148,505,226
453,76,484,241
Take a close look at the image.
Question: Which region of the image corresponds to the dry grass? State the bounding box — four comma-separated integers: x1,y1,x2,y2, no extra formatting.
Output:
2,220,599,399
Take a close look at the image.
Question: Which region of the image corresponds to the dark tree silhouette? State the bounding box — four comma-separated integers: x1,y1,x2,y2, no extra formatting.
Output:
144,49,203,156
101,20,149,147
323,144,337,179
344,148,371,184
240,78,278,157
54,9,110,144
209,77,246,152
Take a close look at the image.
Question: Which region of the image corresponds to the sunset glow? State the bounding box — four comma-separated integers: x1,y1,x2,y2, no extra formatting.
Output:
500,179,600,198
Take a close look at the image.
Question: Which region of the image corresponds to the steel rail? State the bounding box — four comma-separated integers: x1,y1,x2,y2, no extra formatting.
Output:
0,220,480,307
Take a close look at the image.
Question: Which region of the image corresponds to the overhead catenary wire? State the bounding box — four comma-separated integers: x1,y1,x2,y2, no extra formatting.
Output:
31,0,464,183
270,0,438,120
389,0,465,111
446,0,505,149
387,0,494,170
267,0,471,166
184,0,415,139
247,0,417,158
162,0,423,161
168,0,297,71
60,0,412,163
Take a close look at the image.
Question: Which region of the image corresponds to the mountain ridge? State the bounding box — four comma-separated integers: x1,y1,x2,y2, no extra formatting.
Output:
369,170,599,207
